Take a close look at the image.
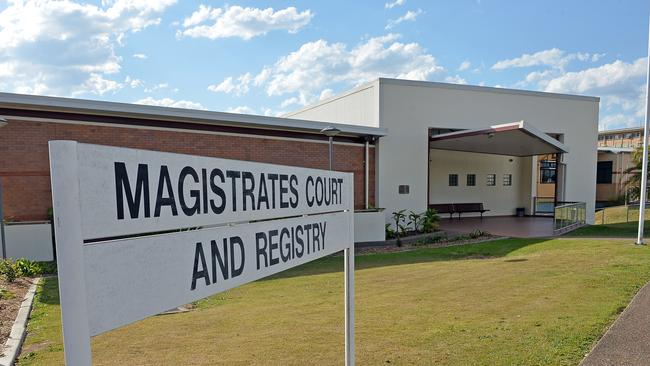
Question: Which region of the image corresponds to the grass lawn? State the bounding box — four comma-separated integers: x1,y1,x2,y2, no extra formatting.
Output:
568,205,650,237
17,238,650,365
593,205,650,225
567,220,650,237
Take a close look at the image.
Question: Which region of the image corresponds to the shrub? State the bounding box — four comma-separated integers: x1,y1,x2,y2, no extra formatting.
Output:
385,223,396,239
15,258,40,277
0,259,17,282
421,208,440,233
391,210,407,237
0,259,57,281
408,211,423,232
469,229,489,239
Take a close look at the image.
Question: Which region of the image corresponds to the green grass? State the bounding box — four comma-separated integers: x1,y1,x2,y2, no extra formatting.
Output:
0,287,13,300
18,238,650,365
567,220,650,237
568,205,650,237
594,205,650,225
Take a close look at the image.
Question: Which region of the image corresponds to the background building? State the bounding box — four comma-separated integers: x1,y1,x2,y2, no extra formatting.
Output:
0,93,385,259
595,128,643,205
0,78,602,260
597,127,643,148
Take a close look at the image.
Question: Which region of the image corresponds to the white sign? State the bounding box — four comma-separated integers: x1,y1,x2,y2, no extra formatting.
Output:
76,143,351,240
49,141,355,365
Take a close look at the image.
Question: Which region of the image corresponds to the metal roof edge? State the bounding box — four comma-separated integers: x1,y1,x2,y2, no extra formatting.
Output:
377,77,600,103
0,92,387,137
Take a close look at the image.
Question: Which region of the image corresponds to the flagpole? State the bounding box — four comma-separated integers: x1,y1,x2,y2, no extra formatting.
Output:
636,17,650,245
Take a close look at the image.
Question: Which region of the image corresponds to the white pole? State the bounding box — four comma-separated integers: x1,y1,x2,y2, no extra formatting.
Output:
0,182,6,259
49,141,93,365
345,178,355,366
636,18,650,245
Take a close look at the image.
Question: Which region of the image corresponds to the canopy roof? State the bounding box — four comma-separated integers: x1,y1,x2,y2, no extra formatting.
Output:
429,121,568,157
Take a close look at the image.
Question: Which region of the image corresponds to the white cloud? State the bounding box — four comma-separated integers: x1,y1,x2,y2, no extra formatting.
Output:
319,88,335,100
0,0,175,96
280,97,300,109
207,73,252,96
124,75,143,88
226,105,256,114
516,56,647,130
212,34,443,107
492,48,569,70
132,53,147,59
385,0,406,9
177,5,313,40
458,60,471,71
135,96,206,110
144,82,170,93
444,75,467,84
543,58,646,95
492,48,606,71
80,73,123,95
386,9,423,29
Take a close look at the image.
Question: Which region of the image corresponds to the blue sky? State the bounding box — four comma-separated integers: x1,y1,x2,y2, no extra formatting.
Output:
0,0,648,130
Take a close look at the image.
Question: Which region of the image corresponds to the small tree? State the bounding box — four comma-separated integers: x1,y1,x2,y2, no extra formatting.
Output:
624,146,649,201
421,208,440,233
408,211,422,233
391,210,407,246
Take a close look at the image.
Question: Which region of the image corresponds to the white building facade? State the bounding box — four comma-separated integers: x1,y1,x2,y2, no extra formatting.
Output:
286,78,600,225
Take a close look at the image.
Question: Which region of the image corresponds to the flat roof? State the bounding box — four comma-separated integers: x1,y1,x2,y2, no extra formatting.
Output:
598,127,643,135
285,77,600,119
598,147,634,154
429,121,569,157
0,92,387,138
378,78,600,103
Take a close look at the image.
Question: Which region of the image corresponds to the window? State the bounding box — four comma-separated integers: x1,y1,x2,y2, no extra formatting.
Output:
503,174,512,186
596,161,613,184
449,174,458,186
486,174,496,186
466,174,476,186
540,160,557,184
398,185,410,194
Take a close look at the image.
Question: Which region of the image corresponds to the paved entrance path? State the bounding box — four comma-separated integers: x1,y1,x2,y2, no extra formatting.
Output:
581,282,650,365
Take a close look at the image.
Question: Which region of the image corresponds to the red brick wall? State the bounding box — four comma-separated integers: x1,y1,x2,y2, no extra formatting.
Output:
0,120,375,221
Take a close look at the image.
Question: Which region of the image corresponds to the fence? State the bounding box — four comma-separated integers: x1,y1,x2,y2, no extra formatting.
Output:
553,202,587,233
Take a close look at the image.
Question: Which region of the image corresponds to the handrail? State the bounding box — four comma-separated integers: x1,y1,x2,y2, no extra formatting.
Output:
553,202,586,233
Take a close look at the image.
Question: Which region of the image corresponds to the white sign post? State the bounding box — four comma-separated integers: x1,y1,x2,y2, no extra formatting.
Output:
49,141,355,365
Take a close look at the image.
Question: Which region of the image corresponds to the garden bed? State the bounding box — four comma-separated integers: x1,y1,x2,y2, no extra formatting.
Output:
356,232,498,254
0,277,32,350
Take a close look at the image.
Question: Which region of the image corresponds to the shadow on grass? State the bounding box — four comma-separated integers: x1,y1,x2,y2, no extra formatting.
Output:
566,220,650,238
36,238,548,306
266,237,548,281
33,276,59,305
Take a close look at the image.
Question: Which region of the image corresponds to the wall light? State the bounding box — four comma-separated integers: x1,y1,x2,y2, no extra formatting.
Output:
0,117,7,128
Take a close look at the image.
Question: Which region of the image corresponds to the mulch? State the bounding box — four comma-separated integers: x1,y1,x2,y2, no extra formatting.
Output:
0,278,32,352
355,235,501,255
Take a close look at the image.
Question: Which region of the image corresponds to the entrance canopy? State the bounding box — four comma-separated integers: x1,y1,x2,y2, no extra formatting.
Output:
429,121,568,157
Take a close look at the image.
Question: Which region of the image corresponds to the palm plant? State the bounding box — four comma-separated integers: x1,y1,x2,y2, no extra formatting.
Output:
624,146,648,201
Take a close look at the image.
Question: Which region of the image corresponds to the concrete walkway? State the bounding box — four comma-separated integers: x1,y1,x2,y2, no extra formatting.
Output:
581,282,650,365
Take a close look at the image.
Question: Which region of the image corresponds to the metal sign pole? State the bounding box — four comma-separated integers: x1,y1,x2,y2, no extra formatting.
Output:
637,18,650,245
345,174,355,366
49,141,93,365
0,181,6,259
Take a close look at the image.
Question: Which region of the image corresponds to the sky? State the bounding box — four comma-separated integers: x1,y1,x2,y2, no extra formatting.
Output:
0,0,649,130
